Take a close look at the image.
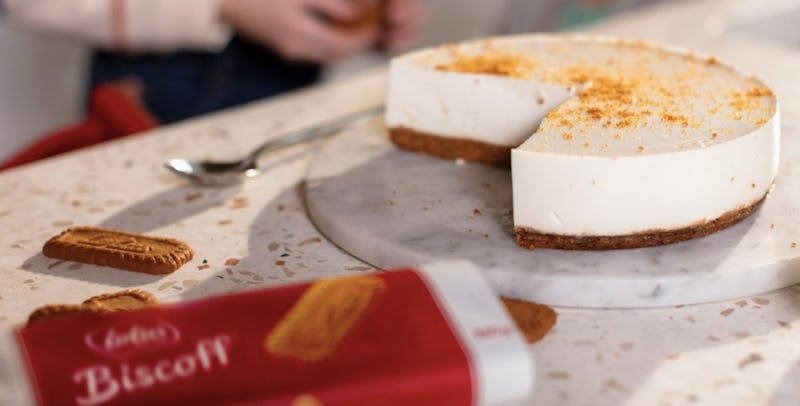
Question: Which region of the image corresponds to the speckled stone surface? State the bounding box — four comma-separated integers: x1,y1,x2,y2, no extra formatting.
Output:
0,71,387,329
1,0,800,405
306,118,800,308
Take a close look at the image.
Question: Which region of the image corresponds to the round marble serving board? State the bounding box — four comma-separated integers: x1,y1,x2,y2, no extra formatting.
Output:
304,117,800,308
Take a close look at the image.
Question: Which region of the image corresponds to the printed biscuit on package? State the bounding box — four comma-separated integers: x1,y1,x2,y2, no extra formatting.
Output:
0,261,535,406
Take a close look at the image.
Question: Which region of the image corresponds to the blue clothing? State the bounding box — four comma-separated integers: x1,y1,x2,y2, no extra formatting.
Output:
89,36,322,124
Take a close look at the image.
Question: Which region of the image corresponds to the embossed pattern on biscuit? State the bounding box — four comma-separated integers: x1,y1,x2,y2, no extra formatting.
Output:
28,289,160,323
42,226,194,274
83,289,159,311
27,303,105,323
265,275,386,363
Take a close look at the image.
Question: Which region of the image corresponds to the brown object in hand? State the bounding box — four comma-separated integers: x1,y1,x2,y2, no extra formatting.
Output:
28,289,160,323
334,2,383,31
43,226,194,274
500,297,557,344
265,275,386,363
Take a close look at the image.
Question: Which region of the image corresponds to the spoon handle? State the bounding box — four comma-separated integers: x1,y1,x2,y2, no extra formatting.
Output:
246,106,385,163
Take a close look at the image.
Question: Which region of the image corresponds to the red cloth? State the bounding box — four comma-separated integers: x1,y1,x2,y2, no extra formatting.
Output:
0,84,158,171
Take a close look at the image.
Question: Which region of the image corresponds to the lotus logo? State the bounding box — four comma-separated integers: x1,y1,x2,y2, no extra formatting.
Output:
84,321,181,358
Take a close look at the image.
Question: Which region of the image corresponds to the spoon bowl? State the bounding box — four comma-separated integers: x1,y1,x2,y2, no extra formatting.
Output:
164,106,383,185
164,158,259,186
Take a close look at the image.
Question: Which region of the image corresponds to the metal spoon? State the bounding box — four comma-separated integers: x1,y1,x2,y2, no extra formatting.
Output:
165,106,384,185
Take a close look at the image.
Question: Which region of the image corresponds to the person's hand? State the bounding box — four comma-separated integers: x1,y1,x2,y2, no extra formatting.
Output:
219,0,380,63
380,0,426,52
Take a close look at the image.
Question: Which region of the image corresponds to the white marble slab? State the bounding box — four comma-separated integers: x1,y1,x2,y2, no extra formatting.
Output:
305,118,800,308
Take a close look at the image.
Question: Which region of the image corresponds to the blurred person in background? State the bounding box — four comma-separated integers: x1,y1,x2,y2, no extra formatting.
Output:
2,0,425,124
0,0,664,169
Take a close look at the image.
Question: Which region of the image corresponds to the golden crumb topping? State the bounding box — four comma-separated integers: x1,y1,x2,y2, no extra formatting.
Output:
436,51,536,79
728,87,775,118
522,42,775,154
428,38,777,156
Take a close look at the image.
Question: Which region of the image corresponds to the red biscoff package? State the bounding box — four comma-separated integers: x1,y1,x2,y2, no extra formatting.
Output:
0,261,535,405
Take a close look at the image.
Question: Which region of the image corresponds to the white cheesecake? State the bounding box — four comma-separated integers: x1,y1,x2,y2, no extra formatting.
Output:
384,34,780,249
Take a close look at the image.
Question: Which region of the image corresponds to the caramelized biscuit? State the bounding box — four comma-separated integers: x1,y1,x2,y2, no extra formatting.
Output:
500,297,557,344
43,226,194,274
83,289,159,311
28,289,159,323
265,275,386,362
27,303,105,323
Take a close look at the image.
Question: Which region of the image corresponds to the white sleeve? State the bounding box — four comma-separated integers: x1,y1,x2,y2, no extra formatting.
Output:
5,0,232,52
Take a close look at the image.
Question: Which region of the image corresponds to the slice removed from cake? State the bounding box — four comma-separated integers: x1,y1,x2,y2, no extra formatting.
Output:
385,34,780,249
385,40,578,166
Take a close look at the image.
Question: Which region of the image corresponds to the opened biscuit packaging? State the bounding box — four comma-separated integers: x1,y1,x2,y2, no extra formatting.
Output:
0,261,534,405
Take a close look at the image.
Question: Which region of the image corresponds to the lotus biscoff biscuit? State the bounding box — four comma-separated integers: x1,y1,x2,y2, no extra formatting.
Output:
500,296,557,343
82,289,160,311
28,289,159,323
42,226,194,274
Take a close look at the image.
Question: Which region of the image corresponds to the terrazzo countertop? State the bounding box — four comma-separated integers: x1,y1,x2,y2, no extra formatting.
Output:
1,0,799,404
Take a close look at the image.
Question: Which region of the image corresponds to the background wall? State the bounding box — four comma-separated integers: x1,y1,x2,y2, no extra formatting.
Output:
0,20,88,161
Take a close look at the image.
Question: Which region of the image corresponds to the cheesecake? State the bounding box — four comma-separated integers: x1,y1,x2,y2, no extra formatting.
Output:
385,34,780,250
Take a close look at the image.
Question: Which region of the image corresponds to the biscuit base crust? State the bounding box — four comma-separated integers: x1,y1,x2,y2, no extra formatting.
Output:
515,195,767,250
389,127,513,167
